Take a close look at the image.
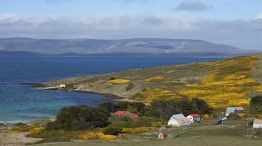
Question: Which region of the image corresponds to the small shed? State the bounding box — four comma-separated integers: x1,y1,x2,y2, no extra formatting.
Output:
253,119,262,129
187,114,202,123
226,107,245,116
167,114,191,126
235,107,245,113
114,111,140,119
226,107,237,116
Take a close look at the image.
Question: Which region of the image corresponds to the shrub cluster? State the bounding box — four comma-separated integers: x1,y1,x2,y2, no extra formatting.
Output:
126,82,135,91
98,101,147,115
78,132,117,141
250,96,262,114
103,126,123,135
46,105,110,131
150,98,212,121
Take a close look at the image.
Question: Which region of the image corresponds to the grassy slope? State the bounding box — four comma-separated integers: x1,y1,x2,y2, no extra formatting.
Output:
45,53,262,109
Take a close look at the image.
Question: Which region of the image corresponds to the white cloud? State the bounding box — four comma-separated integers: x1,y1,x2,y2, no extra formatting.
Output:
0,13,261,50
254,12,262,20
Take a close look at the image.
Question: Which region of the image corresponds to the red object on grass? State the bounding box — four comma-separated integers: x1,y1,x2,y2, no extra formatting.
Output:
114,111,140,119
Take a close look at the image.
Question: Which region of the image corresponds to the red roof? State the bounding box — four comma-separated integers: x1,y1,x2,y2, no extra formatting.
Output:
115,111,126,115
191,114,201,118
114,111,140,119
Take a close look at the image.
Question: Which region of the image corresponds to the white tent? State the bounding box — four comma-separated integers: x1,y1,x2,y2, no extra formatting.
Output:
169,114,185,119
167,114,191,126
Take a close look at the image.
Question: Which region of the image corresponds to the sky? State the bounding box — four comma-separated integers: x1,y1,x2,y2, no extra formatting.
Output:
0,0,262,50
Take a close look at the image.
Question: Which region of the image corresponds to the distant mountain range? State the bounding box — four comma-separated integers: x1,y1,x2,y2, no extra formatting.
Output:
0,38,255,57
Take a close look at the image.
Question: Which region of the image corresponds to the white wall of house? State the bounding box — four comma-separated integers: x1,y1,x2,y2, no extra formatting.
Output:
253,119,262,129
253,124,262,129
187,115,201,123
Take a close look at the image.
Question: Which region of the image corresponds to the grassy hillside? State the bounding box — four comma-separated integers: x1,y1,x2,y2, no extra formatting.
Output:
45,53,262,110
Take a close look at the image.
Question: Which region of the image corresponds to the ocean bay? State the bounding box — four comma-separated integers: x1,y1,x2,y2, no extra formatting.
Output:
0,56,219,123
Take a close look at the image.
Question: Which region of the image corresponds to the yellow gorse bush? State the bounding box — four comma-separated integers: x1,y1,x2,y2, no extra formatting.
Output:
122,127,152,134
202,114,214,120
137,88,180,103
78,132,117,141
29,127,45,135
131,56,262,110
178,56,260,109
145,76,166,82
108,79,130,84
88,82,97,87
96,133,117,141
8,125,32,132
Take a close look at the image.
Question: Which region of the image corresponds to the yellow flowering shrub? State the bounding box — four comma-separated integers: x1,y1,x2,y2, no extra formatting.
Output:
239,113,252,118
135,88,180,103
122,127,152,134
145,76,166,82
179,89,216,98
253,86,262,91
8,125,32,132
29,127,45,135
88,82,97,87
78,132,117,141
108,79,130,84
177,56,261,109
97,133,117,141
202,114,213,120
78,132,97,140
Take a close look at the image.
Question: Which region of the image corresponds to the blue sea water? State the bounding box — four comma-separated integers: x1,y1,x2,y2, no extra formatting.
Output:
0,56,221,123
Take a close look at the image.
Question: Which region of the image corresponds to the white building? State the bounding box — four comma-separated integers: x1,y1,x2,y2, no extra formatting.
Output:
187,114,202,123
253,119,262,129
235,107,245,113
167,114,191,127
59,84,66,88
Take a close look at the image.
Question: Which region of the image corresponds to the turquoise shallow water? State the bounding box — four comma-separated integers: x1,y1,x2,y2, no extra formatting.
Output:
0,56,220,123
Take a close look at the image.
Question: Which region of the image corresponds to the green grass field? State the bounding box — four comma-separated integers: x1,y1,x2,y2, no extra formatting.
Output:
34,136,262,146
33,120,262,146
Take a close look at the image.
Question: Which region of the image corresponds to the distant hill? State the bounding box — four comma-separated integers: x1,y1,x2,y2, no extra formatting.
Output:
0,38,250,57
0,51,42,57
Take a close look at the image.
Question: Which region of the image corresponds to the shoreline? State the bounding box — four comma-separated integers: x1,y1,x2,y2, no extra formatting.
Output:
0,117,55,126
35,83,127,100
1,83,122,125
